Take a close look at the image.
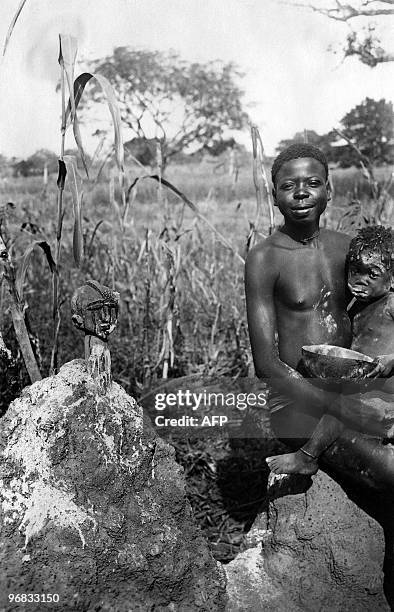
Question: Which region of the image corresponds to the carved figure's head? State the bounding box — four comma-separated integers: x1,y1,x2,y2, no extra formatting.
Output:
348,225,393,302
71,280,119,341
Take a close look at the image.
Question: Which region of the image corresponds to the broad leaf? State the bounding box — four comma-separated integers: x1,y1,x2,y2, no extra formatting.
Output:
16,241,57,302
3,0,28,56
58,34,78,74
58,35,89,177
58,35,78,125
57,159,67,190
65,72,125,176
64,155,84,267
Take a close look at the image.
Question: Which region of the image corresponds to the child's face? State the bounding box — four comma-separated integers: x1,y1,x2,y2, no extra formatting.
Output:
272,157,330,225
348,250,392,302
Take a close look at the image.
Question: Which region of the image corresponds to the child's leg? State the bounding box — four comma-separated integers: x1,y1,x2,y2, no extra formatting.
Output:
301,413,345,457
337,385,394,437
266,414,344,475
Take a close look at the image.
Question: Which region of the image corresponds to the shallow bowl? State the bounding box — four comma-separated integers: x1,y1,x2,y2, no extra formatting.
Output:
301,345,375,381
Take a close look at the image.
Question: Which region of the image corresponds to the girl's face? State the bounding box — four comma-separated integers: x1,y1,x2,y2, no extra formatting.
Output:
272,157,330,225
348,250,392,302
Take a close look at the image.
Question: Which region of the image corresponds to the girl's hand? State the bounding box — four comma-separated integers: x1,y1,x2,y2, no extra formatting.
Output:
367,355,394,378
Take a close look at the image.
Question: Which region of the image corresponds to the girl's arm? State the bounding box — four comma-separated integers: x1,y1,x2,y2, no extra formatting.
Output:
367,354,394,378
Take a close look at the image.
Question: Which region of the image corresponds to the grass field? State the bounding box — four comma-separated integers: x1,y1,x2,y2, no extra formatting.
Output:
1,159,392,389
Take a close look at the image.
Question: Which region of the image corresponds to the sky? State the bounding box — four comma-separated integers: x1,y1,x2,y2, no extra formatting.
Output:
0,0,393,157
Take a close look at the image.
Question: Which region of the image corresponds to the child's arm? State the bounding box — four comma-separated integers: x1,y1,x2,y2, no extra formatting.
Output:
367,354,394,378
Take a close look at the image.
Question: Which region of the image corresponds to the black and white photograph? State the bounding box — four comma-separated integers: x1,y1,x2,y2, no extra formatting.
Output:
0,1,393,610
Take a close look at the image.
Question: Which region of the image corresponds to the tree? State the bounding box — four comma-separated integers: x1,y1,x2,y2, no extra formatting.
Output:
276,130,338,162
12,149,58,177
275,99,393,167
0,154,13,178
203,137,237,157
277,130,322,150
288,1,394,66
124,138,158,167
82,47,249,169
340,97,393,164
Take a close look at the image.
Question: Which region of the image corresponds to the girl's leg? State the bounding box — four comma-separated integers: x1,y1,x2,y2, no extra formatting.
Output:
267,410,344,475
301,413,345,457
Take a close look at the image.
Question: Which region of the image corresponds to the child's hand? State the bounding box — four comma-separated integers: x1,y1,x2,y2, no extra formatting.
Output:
367,355,394,378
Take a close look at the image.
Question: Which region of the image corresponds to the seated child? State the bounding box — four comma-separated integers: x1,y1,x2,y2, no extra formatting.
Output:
266,225,394,475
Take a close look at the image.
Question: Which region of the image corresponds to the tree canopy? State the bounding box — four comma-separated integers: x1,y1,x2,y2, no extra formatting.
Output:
340,97,393,164
83,47,249,168
12,149,58,177
276,98,394,167
288,1,394,66
276,130,338,162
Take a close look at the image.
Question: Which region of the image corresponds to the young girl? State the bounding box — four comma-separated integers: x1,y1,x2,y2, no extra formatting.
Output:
267,225,394,475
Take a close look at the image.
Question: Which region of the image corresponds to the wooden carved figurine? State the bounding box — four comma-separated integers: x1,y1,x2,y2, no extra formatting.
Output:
71,280,119,394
